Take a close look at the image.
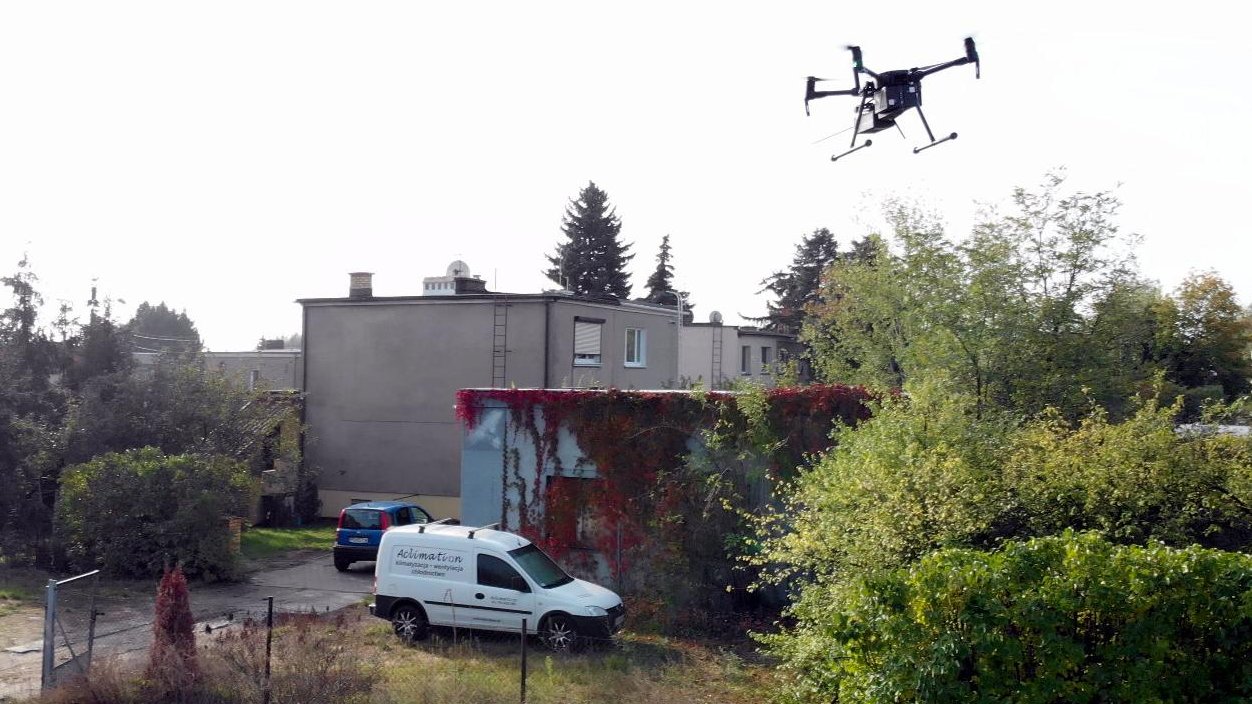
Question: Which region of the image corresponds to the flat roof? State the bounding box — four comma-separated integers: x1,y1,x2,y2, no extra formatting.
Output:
297,291,682,316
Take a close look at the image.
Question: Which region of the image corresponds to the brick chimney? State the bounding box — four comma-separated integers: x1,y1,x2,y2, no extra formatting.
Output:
349,272,373,298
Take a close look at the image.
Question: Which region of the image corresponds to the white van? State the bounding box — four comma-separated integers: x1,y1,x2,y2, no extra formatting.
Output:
370,522,626,650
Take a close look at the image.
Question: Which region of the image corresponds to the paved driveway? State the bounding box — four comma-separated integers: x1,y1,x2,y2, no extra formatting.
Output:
0,551,376,700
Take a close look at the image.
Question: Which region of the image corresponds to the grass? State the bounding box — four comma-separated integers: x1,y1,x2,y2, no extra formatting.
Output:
31,606,775,704
369,617,771,704
0,565,46,614
239,520,337,559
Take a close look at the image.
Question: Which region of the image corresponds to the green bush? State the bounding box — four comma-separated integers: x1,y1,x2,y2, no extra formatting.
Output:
766,532,1252,703
750,381,1015,586
1007,398,1252,550
55,448,256,580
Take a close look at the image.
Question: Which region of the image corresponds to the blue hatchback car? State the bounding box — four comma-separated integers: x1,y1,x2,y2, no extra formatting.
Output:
333,501,432,572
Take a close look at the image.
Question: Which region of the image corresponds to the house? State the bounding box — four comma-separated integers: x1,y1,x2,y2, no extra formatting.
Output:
678,312,806,388
298,267,682,520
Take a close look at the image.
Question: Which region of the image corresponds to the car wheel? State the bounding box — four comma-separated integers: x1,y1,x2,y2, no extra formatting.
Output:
540,614,580,652
334,556,351,572
391,604,428,643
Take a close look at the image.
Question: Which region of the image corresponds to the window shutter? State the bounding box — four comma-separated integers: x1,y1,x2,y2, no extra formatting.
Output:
574,321,602,355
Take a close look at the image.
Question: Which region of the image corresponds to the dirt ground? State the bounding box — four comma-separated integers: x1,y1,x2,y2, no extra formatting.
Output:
0,551,374,701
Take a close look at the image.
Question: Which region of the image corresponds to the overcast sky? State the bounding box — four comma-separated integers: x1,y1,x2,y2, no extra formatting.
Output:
1,1,1248,350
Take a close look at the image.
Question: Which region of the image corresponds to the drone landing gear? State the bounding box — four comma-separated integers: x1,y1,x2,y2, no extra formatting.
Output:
914,132,957,154
911,104,957,155
832,139,872,162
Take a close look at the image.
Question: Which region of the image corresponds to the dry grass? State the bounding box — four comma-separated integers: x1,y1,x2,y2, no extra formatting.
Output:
29,605,773,704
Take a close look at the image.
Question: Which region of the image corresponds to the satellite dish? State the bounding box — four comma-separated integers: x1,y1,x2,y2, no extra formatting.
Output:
709,311,723,324
446,260,470,277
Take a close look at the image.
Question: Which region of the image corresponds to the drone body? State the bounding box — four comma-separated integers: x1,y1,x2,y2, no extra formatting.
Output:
805,38,980,161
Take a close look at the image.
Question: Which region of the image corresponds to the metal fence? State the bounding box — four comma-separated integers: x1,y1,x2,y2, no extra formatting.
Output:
40,570,100,691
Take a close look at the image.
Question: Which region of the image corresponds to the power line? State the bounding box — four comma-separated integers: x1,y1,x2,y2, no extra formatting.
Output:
128,333,199,342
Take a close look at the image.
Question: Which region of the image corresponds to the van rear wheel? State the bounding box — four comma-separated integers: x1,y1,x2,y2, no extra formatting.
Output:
391,604,429,643
334,556,351,572
540,614,580,652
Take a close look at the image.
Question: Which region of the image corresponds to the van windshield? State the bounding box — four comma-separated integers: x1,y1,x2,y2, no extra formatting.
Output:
508,544,573,589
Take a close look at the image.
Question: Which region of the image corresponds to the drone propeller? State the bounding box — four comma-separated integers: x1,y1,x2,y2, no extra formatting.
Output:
846,45,863,70
964,37,980,78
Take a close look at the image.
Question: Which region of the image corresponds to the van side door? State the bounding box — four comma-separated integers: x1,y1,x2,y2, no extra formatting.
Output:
458,552,536,632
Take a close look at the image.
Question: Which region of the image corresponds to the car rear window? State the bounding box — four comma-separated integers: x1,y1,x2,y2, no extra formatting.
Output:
342,509,382,529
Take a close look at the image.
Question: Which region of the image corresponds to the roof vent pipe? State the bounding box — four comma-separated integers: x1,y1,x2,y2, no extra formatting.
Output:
349,272,373,299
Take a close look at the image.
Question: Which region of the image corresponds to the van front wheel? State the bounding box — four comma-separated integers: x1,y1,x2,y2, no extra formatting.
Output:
391,604,429,643
540,614,580,652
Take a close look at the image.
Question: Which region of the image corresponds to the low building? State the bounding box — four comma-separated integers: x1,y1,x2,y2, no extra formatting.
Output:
133,346,303,391
678,311,805,388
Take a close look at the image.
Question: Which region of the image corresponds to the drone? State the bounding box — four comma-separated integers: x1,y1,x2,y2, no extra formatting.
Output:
805,37,980,162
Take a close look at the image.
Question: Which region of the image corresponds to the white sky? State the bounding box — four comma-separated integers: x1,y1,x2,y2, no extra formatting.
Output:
1,1,1248,350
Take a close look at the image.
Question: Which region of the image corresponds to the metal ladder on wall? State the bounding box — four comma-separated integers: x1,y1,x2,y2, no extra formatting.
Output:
710,325,723,387
491,298,508,388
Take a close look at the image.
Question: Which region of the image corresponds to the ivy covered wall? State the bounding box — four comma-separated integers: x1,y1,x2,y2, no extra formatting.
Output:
457,386,871,630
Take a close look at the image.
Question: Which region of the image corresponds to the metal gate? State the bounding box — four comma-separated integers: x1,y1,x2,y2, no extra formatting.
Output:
41,570,100,691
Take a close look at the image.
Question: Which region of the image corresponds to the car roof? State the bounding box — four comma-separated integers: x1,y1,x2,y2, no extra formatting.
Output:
343,501,420,511
384,524,532,552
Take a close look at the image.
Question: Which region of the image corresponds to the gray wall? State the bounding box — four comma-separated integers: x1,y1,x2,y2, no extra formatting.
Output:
206,351,303,391
547,301,680,389
302,295,678,517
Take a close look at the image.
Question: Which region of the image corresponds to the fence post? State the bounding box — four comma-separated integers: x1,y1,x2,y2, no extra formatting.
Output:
263,596,274,704
520,618,527,704
41,579,56,691
85,576,99,672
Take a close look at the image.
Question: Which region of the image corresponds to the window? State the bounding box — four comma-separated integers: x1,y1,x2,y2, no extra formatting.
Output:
509,544,573,589
624,328,646,367
761,346,774,374
573,319,603,366
477,554,530,592
248,369,260,390
341,509,382,530
740,345,752,375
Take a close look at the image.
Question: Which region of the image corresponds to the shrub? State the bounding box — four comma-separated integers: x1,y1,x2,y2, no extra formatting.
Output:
148,565,199,696
55,447,256,579
750,380,1014,587
765,532,1252,703
1006,397,1252,550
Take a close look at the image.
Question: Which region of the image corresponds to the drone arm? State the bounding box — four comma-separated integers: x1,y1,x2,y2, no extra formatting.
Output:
914,37,980,79
805,76,860,115
806,44,875,115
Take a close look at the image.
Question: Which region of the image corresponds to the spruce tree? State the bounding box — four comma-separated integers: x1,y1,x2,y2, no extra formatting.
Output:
755,228,843,334
645,235,675,303
545,181,633,298
644,235,693,312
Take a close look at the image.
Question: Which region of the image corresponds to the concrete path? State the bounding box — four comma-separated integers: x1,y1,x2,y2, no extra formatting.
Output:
0,551,376,701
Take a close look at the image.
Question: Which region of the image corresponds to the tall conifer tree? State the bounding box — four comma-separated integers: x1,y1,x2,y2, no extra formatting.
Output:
545,181,633,298
645,235,675,303
643,234,694,312
755,228,843,334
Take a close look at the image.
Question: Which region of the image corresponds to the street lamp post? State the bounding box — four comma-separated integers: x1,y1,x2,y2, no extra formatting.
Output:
665,290,685,387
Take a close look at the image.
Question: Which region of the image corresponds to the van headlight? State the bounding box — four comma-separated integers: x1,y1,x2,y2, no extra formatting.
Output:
584,605,608,617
